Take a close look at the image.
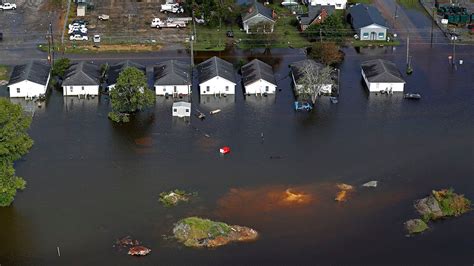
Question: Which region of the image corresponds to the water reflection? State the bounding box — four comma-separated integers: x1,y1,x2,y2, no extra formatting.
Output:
199,95,236,108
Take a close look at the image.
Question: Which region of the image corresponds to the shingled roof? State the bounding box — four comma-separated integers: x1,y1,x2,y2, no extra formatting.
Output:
197,56,236,84
153,60,191,86
62,62,100,86
242,1,274,22
348,4,387,29
361,59,405,83
241,59,276,86
9,61,51,86
290,59,326,83
107,60,146,86
299,5,335,26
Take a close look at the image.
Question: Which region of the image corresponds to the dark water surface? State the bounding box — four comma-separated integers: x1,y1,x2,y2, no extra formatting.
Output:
1,42,473,265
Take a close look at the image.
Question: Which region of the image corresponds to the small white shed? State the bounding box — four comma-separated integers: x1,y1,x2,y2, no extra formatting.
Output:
172,101,191,117
361,59,405,93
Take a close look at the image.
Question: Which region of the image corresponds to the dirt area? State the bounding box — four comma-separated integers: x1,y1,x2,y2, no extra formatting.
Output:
67,0,191,46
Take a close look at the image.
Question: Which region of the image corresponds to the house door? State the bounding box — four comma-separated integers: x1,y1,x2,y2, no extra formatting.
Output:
371,32,376,40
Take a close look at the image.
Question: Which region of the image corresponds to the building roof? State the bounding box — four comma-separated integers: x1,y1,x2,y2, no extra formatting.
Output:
242,1,274,22
241,59,276,86
154,60,191,86
348,4,387,29
9,61,51,86
107,60,146,86
62,62,100,86
290,59,326,83
197,56,236,84
299,5,335,26
361,59,405,83
172,101,191,108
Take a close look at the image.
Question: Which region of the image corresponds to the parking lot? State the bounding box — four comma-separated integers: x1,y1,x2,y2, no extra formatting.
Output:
67,0,192,46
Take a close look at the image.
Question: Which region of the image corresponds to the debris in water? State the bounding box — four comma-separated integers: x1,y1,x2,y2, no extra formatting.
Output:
404,219,429,235
219,146,231,154
336,183,354,191
159,189,195,207
335,183,354,202
210,109,221,115
128,246,151,256
114,236,140,248
362,181,378,188
283,189,311,204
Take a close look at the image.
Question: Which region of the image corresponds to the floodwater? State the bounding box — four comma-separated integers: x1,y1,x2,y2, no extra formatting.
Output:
1,30,474,266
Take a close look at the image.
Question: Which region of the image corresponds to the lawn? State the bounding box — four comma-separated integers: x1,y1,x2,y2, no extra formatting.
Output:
348,0,373,4
0,65,10,81
349,39,401,47
193,25,229,51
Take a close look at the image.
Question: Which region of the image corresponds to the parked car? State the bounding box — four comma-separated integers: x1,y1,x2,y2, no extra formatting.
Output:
0,3,17,10
70,34,88,41
69,23,87,29
98,14,110,21
150,18,186,29
68,26,87,35
160,3,183,14
71,19,89,25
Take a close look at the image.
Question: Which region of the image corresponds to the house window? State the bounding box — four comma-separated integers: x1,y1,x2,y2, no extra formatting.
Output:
173,108,177,112
265,86,269,92
81,86,84,91
225,86,229,91
174,86,177,93
206,86,210,92
378,32,385,39
70,86,73,93
16,88,20,93
185,109,189,113
163,87,166,92
363,32,369,39
336,4,341,7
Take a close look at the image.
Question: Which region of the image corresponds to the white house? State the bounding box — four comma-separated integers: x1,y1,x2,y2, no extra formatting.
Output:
172,101,191,117
290,59,333,95
107,61,146,90
242,1,276,34
241,59,277,94
361,59,405,93
62,61,101,96
197,56,236,95
348,4,388,41
310,0,347,9
8,61,51,98
154,60,192,96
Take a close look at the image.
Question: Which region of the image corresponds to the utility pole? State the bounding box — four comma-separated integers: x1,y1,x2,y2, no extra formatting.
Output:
50,22,55,66
319,28,322,43
406,34,413,74
430,8,435,47
406,34,409,65
190,35,194,67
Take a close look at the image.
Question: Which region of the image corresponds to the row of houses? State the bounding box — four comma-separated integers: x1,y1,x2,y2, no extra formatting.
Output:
6,57,281,98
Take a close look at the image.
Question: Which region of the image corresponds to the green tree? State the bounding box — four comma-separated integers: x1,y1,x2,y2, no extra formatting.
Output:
108,67,155,123
306,14,346,42
52,58,71,78
0,99,33,206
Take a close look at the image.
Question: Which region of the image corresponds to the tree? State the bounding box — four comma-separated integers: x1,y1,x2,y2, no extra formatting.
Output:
310,42,344,66
108,67,155,123
296,61,333,104
306,14,346,42
52,58,71,78
0,99,33,206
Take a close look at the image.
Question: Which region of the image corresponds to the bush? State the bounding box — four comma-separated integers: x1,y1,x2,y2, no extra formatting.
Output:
108,112,130,123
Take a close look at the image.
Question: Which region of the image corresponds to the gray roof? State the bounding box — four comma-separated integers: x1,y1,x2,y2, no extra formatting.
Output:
107,61,146,86
197,56,236,84
242,1,274,22
299,5,335,26
9,61,51,86
361,59,405,83
172,101,191,108
154,60,191,86
62,62,100,86
290,59,326,83
241,59,276,86
348,4,387,29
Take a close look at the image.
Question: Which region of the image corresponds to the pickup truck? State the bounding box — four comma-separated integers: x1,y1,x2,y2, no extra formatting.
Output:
150,18,186,29
160,4,183,14
0,3,17,10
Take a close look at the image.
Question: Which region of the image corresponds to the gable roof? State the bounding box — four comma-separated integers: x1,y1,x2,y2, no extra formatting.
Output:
154,60,191,86
107,60,146,86
172,101,191,108
299,5,335,26
290,59,326,83
242,1,274,22
361,59,405,83
197,56,236,84
62,61,100,86
9,61,51,86
348,4,387,29
241,59,276,86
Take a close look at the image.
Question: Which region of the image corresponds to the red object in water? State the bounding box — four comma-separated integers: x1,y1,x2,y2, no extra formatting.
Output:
220,146,231,154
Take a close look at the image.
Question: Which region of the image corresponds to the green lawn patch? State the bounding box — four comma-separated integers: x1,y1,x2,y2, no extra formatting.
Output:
348,0,373,4
350,39,401,47
193,25,228,51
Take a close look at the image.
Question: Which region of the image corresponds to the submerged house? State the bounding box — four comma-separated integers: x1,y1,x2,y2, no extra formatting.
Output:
154,60,192,96
172,101,191,118
242,1,275,34
107,61,146,90
197,56,236,95
347,4,388,41
62,62,101,96
298,5,335,31
8,61,51,98
309,0,347,9
361,59,405,92
290,59,333,95
241,59,277,95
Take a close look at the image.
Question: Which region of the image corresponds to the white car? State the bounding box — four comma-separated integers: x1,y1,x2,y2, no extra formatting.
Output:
70,34,88,41
68,26,87,35
69,23,87,29
98,14,110,21
0,3,17,10
160,4,183,14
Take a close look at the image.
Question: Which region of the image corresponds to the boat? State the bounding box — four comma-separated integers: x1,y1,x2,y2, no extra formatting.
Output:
210,109,221,115
404,93,421,100
330,97,338,104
